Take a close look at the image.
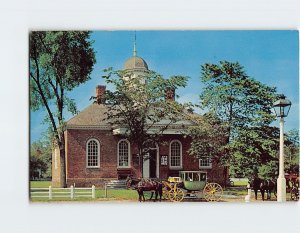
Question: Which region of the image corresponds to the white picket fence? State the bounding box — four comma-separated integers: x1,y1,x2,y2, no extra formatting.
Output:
30,185,95,200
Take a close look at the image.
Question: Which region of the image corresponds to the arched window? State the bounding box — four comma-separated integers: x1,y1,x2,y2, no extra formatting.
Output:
169,140,182,169
86,139,100,168
118,139,131,168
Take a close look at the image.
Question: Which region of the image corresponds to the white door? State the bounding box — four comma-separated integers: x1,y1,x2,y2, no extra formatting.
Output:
143,153,150,178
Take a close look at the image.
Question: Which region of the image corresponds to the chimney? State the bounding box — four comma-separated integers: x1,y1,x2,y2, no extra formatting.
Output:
96,85,106,104
165,87,175,101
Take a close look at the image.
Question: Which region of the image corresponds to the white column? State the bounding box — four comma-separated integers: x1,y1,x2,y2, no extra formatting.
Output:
277,117,286,202
70,185,74,199
92,185,95,199
245,183,251,203
49,186,52,200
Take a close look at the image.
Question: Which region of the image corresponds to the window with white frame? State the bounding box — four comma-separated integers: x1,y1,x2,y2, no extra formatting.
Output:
199,157,212,169
118,139,130,168
86,139,100,168
170,140,182,168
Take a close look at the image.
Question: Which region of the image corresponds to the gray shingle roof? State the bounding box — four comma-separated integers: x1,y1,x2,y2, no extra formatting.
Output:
66,103,199,130
66,103,110,128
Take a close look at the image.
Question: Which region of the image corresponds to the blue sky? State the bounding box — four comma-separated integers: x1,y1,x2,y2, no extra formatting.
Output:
30,30,299,142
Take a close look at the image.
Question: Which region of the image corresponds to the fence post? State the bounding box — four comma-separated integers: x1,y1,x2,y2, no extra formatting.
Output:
70,185,74,199
92,185,95,199
245,183,251,203
49,186,52,200
105,183,107,198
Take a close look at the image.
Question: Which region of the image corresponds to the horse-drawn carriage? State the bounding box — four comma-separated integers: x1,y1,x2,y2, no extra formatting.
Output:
286,173,299,201
126,171,223,202
162,171,223,202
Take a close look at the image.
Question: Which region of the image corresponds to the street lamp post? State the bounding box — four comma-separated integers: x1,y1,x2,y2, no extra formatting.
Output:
273,94,292,202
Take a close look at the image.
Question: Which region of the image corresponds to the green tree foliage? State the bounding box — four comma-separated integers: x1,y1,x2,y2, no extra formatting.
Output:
30,140,52,180
258,161,278,180
200,61,277,139
285,129,299,174
30,31,96,187
188,113,227,163
230,126,280,178
199,61,278,180
97,68,189,176
230,128,299,179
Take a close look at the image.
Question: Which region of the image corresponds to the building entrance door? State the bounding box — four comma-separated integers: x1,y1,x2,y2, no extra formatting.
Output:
149,149,157,178
143,148,158,178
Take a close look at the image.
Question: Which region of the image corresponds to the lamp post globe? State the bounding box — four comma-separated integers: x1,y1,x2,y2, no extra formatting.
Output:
273,94,292,202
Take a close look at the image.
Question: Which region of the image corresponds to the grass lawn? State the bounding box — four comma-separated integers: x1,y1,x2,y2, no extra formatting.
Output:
29,181,260,202
30,181,51,188
30,181,143,201
232,180,248,186
224,187,248,196
230,179,249,187
96,189,140,200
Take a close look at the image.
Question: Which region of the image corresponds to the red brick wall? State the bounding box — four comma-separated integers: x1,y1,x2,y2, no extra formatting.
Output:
156,135,210,179
65,129,225,187
66,129,119,187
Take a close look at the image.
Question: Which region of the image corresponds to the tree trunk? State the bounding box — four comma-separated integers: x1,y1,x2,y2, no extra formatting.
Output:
56,134,66,188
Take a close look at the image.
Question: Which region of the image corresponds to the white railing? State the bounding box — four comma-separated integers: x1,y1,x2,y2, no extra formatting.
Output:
30,185,96,200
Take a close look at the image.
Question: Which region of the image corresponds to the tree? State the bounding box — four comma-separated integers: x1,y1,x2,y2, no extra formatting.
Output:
187,113,227,164
98,68,189,176
30,140,52,180
229,126,280,179
200,61,278,181
30,31,96,187
285,129,299,174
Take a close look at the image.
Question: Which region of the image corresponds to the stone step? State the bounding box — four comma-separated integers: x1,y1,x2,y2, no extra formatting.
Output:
106,183,126,187
106,186,127,190
106,181,126,185
107,180,126,184
105,180,127,189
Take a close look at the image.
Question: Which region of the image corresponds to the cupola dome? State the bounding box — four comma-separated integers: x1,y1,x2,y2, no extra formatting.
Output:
123,56,148,70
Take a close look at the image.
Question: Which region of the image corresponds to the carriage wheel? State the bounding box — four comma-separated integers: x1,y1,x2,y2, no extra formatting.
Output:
290,188,299,201
162,187,169,200
168,188,184,202
203,183,223,202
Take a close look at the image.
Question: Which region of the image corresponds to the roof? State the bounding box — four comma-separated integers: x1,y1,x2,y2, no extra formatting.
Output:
66,104,199,131
66,103,111,129
123,56,149,70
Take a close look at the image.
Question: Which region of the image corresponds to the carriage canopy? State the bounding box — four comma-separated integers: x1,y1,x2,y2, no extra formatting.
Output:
179,171,207,191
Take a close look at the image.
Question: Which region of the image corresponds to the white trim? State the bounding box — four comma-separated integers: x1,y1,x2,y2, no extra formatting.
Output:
199,158,212,169
113,127,190,135
169,140,183,169
86,138,100,168
117,139,131,168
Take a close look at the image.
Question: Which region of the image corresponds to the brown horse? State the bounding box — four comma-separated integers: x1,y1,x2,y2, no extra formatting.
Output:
250,177,276,201
126,176,163,202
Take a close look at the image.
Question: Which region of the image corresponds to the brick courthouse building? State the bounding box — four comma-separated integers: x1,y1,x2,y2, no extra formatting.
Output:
52,50,224,187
